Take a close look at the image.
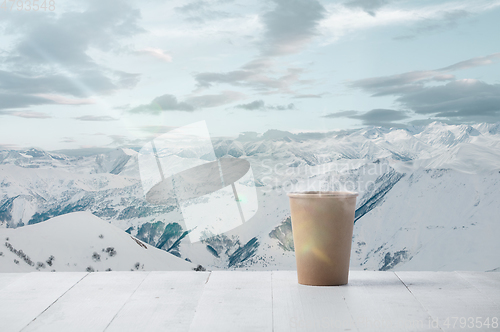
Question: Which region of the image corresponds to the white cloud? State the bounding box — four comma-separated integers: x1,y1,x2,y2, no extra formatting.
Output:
35,94,97,105
148,13,262,39
136,48,173,62
12,111,52,119
319,0,500,44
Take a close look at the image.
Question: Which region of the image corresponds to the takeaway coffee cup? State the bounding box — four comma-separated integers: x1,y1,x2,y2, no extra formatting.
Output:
287,191,358,286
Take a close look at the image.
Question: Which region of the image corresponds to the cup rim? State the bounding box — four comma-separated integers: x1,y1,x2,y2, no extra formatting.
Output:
287,191,358,198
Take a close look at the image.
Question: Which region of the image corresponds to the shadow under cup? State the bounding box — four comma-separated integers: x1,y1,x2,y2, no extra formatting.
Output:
287,191,358,286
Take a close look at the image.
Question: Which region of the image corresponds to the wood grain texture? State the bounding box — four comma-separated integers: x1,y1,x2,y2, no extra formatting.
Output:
21,272,149,332
396,271,500,332
0,271,497,332
104,271,209,332
272,270,357,332
457,272,500,306
0,272,87,332
189,271,273,332
0,273,27,291
342,271,433,331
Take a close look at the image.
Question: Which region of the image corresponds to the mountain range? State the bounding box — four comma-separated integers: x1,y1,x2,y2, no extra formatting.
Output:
1,122,499,272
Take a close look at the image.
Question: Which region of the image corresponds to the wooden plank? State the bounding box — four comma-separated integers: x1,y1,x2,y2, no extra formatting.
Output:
189,271,273,332
272,270,358,332
0,273,27,291
104,271,209,332
0,271,496,332
396,271,500,331
272,271,433,332
342,271,434,331
457,272,500,306
0,272,87,332
21,272,150,332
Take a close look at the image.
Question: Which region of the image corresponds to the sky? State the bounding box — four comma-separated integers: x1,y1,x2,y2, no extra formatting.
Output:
1,0,500,151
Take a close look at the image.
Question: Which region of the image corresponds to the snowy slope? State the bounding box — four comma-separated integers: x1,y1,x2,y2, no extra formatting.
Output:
1,122,500,272
0,212,195,272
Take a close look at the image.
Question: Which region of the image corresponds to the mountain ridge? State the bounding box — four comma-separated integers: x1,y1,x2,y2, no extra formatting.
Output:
1,122,499,271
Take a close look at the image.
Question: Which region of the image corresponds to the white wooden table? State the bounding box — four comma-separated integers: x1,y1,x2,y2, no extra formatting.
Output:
0,271,498,331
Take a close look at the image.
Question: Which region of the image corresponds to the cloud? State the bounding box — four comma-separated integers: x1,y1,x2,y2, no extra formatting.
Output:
36,94,97,105
323,110,359,118
6,1,144,66
351,108,409,126
261,0,326,56
0,0,143,109
324,109,409,127
0,92,55,109
235,100,265,110
350,53,500,96
349,54,500,123
129,91,244,113
397,79,500,121
136,48,173,62
393,9,470,40
293,94,323,99
13,111,52,119
0,143,20,150
75,115,118,121
441,53,500,71
130,94,195,113
60,137,77,143
194,59,310,94
408,119,440,127
189,1,325,96
269,103,296,110
138,125,178,133
108,135,128,145
113,104,131,110
320,1,500,44
175,0,232,23
235,99,295,111
0,109,51,119
185,91,245,108
0,69,139,110
343,0,391,16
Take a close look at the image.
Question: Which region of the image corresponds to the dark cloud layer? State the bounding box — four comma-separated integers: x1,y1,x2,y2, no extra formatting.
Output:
153,94,195,111
349,54,500,123
398,80,500,121
75,115,119,122
130,94,194,113
261,0,326,56
324,109,409,127
0,92,54,109
185,91,245,108
129,91,244,113
191,1,325,98
343,0,390,16
235,100,265,110
0,0,142,110
194,59,310,95
234,99,295,111
293,94,323,99
352,108,409,126
195,60,302,91
323,110,358,118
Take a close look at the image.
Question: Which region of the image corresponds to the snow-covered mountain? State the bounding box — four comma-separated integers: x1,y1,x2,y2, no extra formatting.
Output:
0,212,195,272
1,122,499,272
